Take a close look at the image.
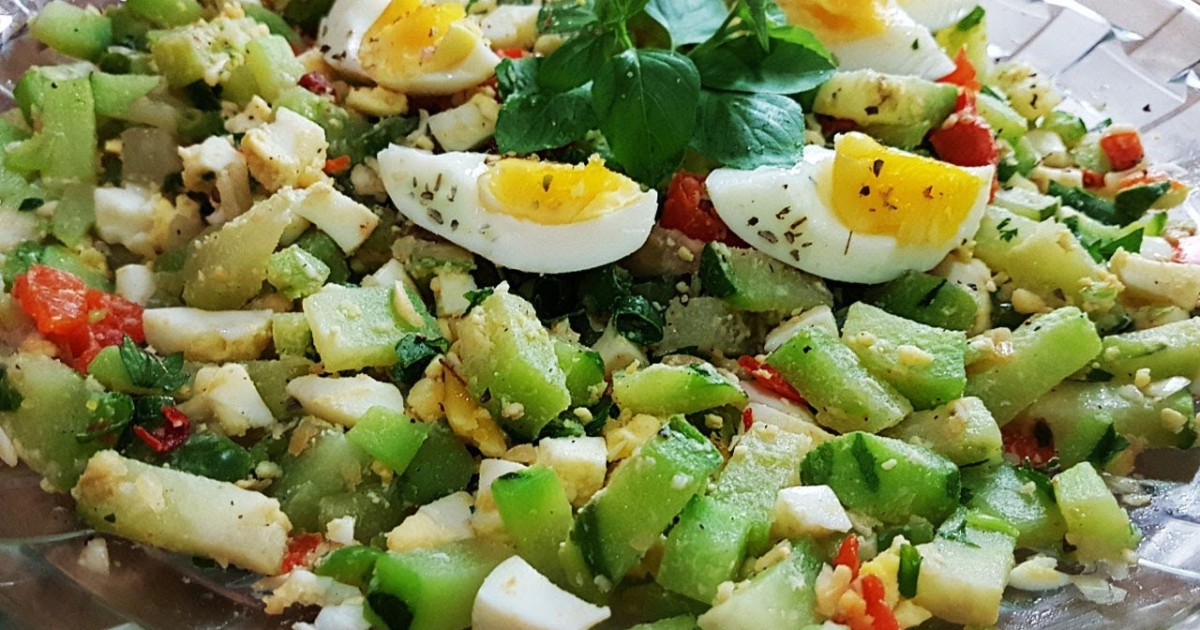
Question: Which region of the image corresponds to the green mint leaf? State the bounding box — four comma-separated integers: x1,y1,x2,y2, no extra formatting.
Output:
0,364,22,412
1,240,44,288
167,433,255,482
612,294,664,344
538,32,618,92
464,287,495,314
644,0,727,47
391,333,450,386
496,86,599,154
1114,181,1171,223
496,57,540,99
690,27,834,94
690,90,806,169
592,49,700,185
538,0,599,34
956,5,985,32
1086,424,1131,468
118,335,189,392
739,0,772,49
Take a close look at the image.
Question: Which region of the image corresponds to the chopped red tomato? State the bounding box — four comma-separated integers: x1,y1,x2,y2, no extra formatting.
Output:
929,104,999,168
937,48,981,93
1001,421,1056,467
1082,168,1106,189
661,172,745,246
324,154,352,175
281,533,325,573
741,406,754,431
12,265,144,370
495,47,528,59
1100,128,1145,172
133,406,191,454
834,534,861,579
737,355,804,404
861,574,901,630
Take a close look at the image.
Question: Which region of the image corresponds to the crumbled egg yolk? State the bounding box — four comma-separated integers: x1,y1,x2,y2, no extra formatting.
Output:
479,157,643,225
830,132,984,247
774,0,889,42
361,0,475,78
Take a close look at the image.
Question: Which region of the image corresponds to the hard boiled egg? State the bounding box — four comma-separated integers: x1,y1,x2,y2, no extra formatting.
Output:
774,0,955,79
707,131,993,284
376,146,657,273
319,0,500,95
898,0,978,31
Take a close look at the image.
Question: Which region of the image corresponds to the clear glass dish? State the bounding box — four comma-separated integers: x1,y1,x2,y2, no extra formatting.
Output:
1,0,1200,628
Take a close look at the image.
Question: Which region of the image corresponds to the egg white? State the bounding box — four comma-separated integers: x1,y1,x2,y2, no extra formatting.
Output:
778,0,955,80
706,145,993,284
318,0,500,95
375,145,657,274
898,0,977,31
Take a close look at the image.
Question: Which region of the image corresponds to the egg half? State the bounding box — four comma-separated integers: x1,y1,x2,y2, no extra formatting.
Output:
318,0,500,95
774,0,955,79
707,131,993,284
376,146,657,273
898,0,978,31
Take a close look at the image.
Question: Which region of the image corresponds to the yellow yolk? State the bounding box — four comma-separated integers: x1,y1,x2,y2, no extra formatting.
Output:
775,0,890,42
479,157,641,225
830,132,983,247
361,0,471,75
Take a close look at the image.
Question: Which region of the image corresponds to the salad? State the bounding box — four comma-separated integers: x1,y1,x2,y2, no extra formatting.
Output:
0,0,1197,627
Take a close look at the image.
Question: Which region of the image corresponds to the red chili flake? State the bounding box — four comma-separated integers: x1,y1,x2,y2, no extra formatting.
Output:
834,534,861,579
741,406,754,431
737,355,805,404
281,533,324,573
133,406,191,454
861,574,900,630
299,72,336,98
324,154,352,175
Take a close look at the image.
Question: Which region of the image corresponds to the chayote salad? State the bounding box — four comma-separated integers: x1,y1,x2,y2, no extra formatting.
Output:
1,0,1197,628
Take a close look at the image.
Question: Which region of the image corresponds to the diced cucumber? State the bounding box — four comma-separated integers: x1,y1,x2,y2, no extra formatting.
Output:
182,194,291,310
491,466,574,587
975,92,1027,146
90,72,161,119
269,424,374,533
12,75,97,186
345,407,430,476
1052,462,1140,564
630,616,697,630
883,396,1003,467
842,302,967,410
367,540,512,630
935,6,988,73
962,464,1066,550
991,187,1060,221
149,17,264,88
657,496,750,603
30,1,112,61
243,34,305,102
1038,111,1087,148
49,183,94,248
40,243,111,290
801,432,959,525
303,284,436,373
0,354,103,491
612,362,747,417
912,509,1016,627
964,306,1102,425
695,538,824,630
864,270,978,332
553,337,606,407
767,326,912,434
563,417,721,591
1021,379,1195,449
126,0,204,27
812,70,957,149
1090,317,1200,381
974,206,1120,315
699,242,833,313
241,356,314,419
658,424,810,602
395,420,474,509
454,286,570,440
266,244,330,300
271,312,314,357
655,296,758,357
74,450,290,575
240,2,301,45
314,545,384,589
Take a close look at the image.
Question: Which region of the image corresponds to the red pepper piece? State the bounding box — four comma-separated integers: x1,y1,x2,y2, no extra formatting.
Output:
1100,129,1144,172
861,574,900,630
737,355,805,404
281,533,325,573
834,534,861,579
134,406,191,454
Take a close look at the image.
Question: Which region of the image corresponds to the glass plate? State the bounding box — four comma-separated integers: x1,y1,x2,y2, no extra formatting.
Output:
2,0,1200,628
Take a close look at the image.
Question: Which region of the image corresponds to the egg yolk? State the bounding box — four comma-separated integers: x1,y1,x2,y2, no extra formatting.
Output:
774,0,889,42
479,158,641,225
830,132,982,247
361,0,471,75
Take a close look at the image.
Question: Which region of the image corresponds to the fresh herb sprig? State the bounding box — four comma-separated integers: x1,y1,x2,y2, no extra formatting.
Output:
497,0,834,184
